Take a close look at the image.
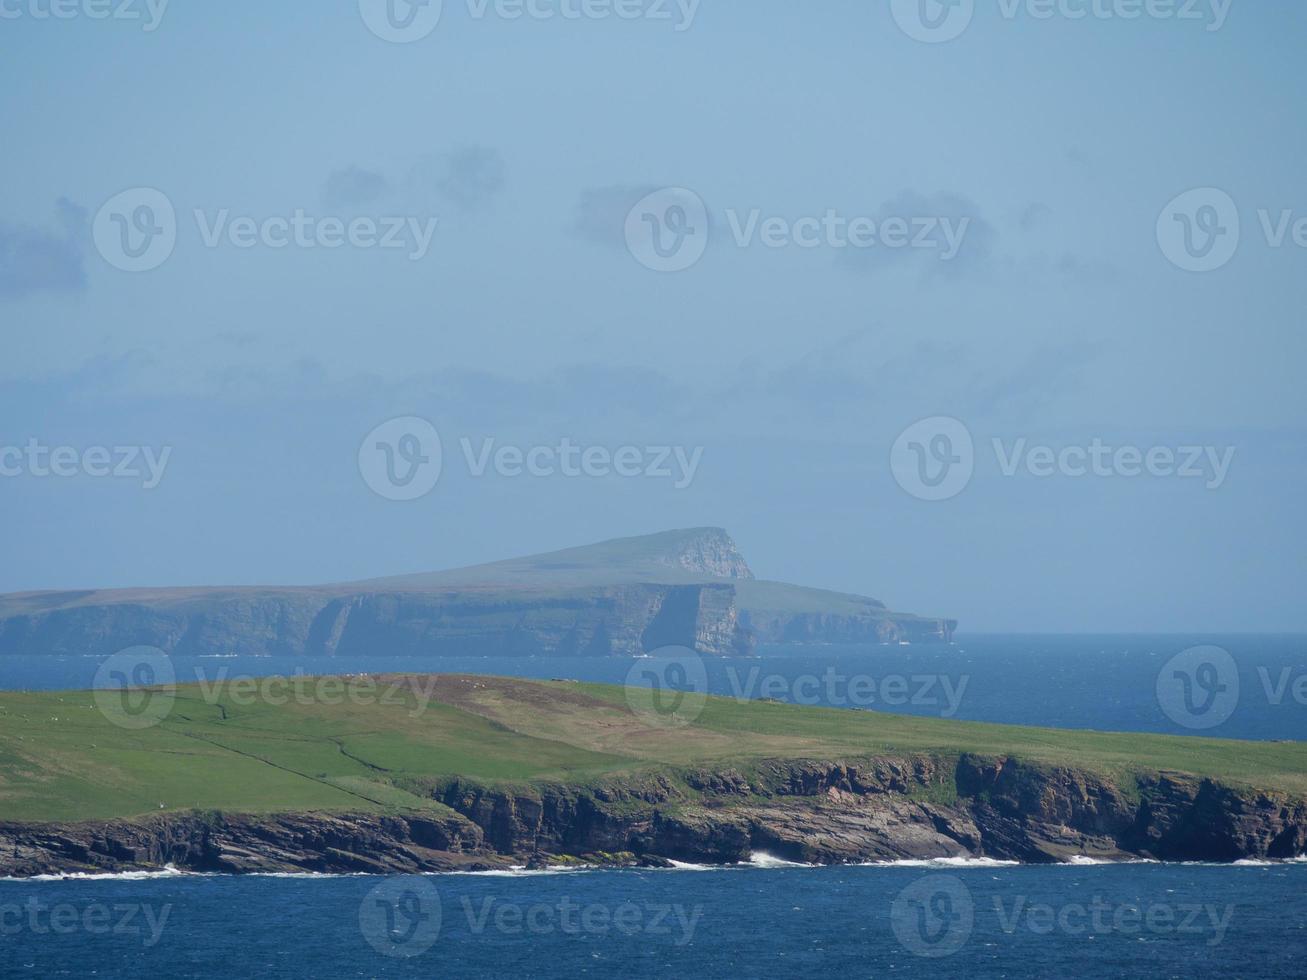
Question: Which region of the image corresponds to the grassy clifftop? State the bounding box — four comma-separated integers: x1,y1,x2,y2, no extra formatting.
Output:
0,675,1303,824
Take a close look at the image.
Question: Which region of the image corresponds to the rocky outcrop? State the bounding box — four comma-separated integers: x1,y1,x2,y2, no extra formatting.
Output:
0,811,505,878
3,756,1301,877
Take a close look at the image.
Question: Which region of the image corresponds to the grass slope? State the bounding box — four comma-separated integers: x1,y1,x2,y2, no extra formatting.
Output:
0,675,1302,823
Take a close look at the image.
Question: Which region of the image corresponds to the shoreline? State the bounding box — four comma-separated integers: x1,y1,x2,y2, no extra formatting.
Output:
3,753,1304,880
5,854,1307,884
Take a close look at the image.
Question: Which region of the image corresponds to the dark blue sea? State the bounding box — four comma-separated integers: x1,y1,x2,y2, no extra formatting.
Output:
0,862,1304,978
1,635,1304,977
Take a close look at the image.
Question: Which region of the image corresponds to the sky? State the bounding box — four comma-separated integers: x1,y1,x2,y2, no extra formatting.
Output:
2,0,1304,632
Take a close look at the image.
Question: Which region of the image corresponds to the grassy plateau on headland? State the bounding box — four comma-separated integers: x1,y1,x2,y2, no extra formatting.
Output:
0,674,1303,824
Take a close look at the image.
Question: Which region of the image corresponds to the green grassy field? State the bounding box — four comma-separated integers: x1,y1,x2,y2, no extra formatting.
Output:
0,674,1303,823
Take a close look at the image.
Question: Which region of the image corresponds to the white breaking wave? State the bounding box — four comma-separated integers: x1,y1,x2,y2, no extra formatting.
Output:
444,865,593,877
1167,858,1307,868
6,864,191,883
856,855,1020,869
242,872,370,879
7,853,1301,882
1059,855,1159,866
746,853,814,868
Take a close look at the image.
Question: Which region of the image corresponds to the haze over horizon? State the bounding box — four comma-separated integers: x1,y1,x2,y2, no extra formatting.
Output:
3,2,1305,633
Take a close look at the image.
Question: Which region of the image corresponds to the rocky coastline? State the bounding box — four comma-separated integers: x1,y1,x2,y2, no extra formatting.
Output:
3,755,1302,878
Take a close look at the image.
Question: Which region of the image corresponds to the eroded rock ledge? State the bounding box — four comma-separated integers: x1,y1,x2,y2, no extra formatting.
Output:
2,756,1302,877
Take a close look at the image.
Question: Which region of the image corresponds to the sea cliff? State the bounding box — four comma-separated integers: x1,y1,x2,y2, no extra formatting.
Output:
2,756,1301,877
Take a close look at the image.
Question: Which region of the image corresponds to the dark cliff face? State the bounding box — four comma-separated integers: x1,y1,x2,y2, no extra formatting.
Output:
2,756,1301,877
0,583,754,659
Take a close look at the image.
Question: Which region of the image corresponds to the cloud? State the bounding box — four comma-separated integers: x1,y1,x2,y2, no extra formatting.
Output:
0,198,88,300
708,334,1106,436
410,146,506,211
571,185,662,248
322,166,392,209
970,341,1106,420
838,190,997,279
322,149,507,213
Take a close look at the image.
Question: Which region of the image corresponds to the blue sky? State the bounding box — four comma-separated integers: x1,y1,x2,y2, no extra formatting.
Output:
2,1,1304,631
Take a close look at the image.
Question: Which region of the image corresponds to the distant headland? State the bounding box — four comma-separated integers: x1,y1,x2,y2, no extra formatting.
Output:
0,528,956,658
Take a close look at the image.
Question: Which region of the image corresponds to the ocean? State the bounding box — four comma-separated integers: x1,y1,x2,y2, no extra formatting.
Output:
0,634,1303,977
1,862,1304,978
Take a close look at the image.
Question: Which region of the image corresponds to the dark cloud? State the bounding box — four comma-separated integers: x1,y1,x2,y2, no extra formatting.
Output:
323,150,507,213
0,198,87,300
970,341,1106,420
322,166,393,209
410,146,506,211
837,190,997,279
571,185,662,248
